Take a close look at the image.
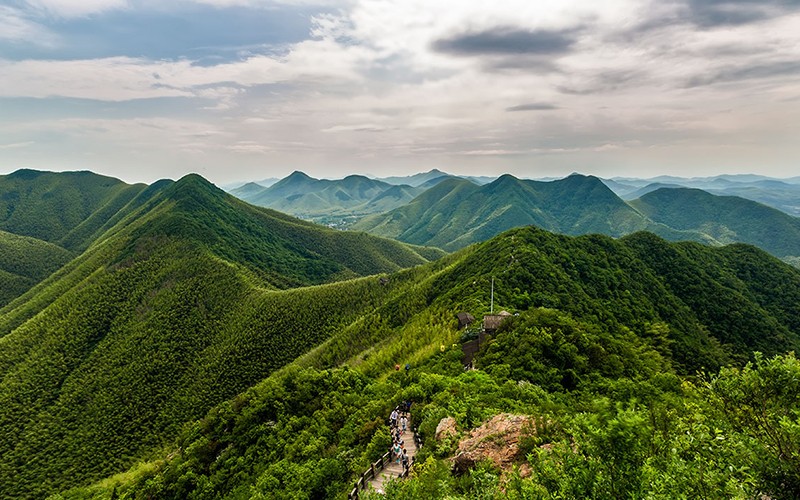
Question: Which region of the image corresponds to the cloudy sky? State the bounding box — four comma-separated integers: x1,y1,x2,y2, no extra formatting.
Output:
1,0,799,184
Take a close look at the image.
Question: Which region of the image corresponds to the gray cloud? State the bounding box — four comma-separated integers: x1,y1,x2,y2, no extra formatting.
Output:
432,26,578,56
685,60,800,87
686,0,800,27
558,70,645,95
506,103,559,112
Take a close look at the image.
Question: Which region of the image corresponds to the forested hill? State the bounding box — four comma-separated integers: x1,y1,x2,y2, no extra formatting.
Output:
0,169,151,304
630,187,800,261
0,172,443,498
352,174,697,251
53,225,800,499
231,170,422,221
0,169,148,252
0,230,73,307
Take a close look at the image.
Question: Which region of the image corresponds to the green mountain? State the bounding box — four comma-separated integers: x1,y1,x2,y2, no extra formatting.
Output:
0,230,73,307
5,170,800,499
376,168,450,187
605,175,800,216
630,187,800,261
0,169,148,252
54,226,800,499
233,171,422,224
353,174,675,251
0,169,153,303
705,180,800,217
0,173,442,498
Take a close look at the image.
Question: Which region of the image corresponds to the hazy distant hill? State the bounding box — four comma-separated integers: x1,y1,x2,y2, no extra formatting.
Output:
630,187,800,261
229,181,268,199
621,182,684,200
375,168,450,187
605,174,800,216
353,174,684,251
705,182,800,217
0,173,441,498
231,171,422,223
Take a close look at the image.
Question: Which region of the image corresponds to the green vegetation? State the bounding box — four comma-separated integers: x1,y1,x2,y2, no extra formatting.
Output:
0,169,148,252
0,173,443,498
39,224,800,499
631,187,800,261
353,175,800,266
231,171,422,226
3,170,800,498
0,230,73,306
353,174,703,252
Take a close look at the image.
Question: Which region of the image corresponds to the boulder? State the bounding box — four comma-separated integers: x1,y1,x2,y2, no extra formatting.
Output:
435,416,458,441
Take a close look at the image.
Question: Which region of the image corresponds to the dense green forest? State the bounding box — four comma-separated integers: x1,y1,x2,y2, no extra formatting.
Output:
350,174,800,268
631,187,800,261
0,169,148,251
2,169,800,498
0,230,73,306
352,174,709,251
0,172,443,498
32,225,800,499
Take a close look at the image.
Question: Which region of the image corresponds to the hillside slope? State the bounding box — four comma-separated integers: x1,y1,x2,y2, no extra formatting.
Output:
57,225,800,499
0,230,73,307
630,187,800,261
0,173,441,498
0,169,148,252
353,174,681,251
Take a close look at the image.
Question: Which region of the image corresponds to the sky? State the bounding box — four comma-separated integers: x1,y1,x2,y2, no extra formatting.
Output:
1,0,799,185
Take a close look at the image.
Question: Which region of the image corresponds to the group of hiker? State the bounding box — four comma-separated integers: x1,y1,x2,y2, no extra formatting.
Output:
388,402,412,472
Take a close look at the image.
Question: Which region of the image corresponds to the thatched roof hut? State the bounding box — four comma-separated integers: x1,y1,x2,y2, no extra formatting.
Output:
482,311,512,332
456,312,475,329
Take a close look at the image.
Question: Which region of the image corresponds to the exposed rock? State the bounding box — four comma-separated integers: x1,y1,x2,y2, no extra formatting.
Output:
435,416,458,441
451,413,534,474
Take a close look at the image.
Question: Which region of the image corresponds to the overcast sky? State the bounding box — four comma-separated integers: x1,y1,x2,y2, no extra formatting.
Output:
1,0,799,184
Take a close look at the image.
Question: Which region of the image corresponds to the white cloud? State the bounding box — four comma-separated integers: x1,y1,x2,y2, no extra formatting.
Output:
0,6,54,44
2,0,799,181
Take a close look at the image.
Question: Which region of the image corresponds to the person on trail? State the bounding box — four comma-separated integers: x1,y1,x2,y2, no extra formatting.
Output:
390,408,398,428
393,441,402,463
401,450,409,471
400,415,407,432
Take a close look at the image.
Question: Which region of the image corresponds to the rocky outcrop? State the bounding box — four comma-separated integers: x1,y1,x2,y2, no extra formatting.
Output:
452,413,534,474
435,416,458,441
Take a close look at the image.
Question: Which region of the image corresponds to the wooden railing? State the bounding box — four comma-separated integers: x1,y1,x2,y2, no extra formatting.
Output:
347,427,421,500
348,451,391,500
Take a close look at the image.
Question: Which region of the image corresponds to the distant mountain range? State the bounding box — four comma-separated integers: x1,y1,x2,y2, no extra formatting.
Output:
229,171,425,225
223,169,800,264
353,174,678,251
630,187,800,261
357,174,799,263
605,174,800,216
226,169,499,225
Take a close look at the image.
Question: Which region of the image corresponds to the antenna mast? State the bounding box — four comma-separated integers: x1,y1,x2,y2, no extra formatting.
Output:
490,276,494,314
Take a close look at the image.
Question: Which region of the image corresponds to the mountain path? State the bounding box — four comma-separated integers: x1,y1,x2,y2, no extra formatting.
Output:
365,415,418,495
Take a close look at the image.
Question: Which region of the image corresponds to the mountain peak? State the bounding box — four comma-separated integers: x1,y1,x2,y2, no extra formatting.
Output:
166,173,225,206
286,171,312,181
